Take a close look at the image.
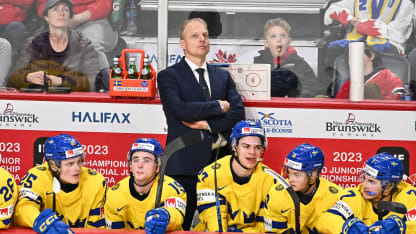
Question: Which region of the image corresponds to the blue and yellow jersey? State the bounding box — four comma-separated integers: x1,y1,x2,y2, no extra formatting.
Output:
0,167,18,229
264,178,343,233
104,175,186,230
14,162,107,229
196,155,277,232
316,181,416,233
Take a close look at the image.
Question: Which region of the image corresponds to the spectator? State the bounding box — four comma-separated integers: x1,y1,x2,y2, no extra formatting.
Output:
323,0,413,90
105,138,186,232
0,1,34,59
195,120,276,232
0,157,18,229
264,143,343,233
254,17,323,97
336,45,404,100
157,18,245,230
316,153,416,233
36,0,117,60
14,134,107,231
407,7,416,82
0,38,11,86
7,0,103,92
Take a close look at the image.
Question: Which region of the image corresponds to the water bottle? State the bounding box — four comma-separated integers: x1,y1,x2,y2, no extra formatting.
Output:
127,57,139,79
401,84,413,101
122,0,138,36
140,58,152,80
110,0,126,31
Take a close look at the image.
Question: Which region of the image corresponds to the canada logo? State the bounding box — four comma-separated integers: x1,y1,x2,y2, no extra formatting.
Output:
209,49,237,64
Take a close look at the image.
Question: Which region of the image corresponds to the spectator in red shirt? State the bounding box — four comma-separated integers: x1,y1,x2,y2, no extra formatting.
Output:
336,44,404,100
0,1,35,59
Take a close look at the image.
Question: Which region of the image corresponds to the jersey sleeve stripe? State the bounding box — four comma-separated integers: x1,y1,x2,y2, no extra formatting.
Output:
88,218,105,228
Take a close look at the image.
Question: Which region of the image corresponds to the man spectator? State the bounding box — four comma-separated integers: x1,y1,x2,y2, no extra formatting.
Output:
157,18,245,230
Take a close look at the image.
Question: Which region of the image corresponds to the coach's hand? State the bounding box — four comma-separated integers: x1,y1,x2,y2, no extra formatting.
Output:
145,207,170,234
33,208,74,234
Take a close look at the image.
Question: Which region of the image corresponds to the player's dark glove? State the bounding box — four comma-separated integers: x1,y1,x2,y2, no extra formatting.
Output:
33,208,74,234
227,225,243,232
145,207,170,234
369,215,406,234
342,217,368,234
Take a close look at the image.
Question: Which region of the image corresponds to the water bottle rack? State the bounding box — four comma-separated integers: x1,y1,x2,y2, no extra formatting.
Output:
109,49,156,98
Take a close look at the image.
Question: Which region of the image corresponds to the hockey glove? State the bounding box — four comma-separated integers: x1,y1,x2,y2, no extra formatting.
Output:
329,10,350,26
227,225,243,232
356,20,381,37
369,215,406,234
145,207,170,234
342,217,368,234
33,208,74,234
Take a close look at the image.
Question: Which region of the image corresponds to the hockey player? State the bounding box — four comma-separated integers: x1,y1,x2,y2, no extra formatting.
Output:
14,133,107,233
105,138,186,233
195,120,277,232
264,143,343,233
316,152,416,233
0,162,18,229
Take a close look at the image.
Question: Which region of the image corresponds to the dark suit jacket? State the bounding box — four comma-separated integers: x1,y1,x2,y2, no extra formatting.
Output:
157,58,245,175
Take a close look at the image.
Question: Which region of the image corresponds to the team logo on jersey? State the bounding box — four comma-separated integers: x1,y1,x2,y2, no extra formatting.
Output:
406,208,416,221
164,197,186,213
211,162,221,170
36,165,47,171
111,183,120,191
275,184,284,191
329,186,339,194
88,168,97,175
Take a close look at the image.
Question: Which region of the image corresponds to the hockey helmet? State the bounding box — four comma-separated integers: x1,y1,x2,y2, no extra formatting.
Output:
127,138,163,162
230,120,266,148
363,152,403,187
284,143,325,177
44,133,84,167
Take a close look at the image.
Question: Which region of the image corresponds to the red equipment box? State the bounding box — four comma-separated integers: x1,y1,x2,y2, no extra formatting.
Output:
109,49,156,98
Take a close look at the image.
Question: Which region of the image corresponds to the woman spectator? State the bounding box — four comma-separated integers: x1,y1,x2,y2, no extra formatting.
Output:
8,0,101,91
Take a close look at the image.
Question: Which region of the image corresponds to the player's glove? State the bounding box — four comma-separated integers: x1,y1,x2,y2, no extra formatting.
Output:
145,207,170,234
329,10,350,26
356,20,381,37
369,215,406,234
33,208,74,234
227,225,243,232
342,217,369,234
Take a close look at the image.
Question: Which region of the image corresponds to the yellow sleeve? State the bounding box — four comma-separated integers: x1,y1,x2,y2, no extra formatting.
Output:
315,189,359,234
196,167,228,232
264,184,293,233
161,176,187,231
84,169,107,229
14,166,49,228
104,183,126,229
0,169,18,229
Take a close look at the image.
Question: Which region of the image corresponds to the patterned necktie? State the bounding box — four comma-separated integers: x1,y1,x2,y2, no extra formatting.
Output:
196,68,210,99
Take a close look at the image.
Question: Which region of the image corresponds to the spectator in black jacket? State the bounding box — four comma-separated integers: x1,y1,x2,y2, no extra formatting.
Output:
254,17,324,97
